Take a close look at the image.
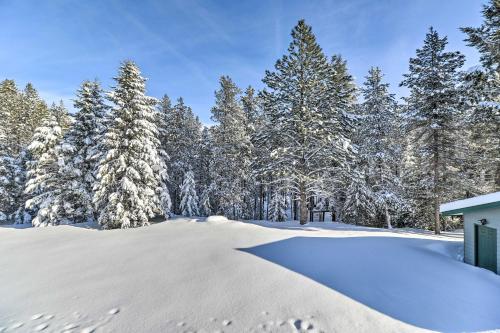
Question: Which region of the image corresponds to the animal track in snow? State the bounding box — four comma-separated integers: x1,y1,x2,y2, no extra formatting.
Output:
222,319,232,326
31,314,44,320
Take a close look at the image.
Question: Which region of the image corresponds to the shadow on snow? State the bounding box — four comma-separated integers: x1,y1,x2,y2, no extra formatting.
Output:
237,236,500,332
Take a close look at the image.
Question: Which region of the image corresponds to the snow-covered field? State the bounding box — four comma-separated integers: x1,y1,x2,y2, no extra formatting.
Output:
1,217,500,333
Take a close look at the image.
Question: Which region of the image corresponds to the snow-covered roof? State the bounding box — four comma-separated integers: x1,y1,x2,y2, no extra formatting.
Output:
440,192,500,214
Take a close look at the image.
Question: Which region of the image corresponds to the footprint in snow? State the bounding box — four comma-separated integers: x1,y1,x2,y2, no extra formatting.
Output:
108,308,120,315
34,323,49,331
44,314,54,320
177,322,186,327
261,311,269,316
222,320,231,326
289,318,314,331
31,314,44,320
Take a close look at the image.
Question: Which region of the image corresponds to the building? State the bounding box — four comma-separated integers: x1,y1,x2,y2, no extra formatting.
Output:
440,192,500,274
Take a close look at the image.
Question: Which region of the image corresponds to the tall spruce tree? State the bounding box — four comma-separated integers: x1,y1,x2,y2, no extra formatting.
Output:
241,86,261,219
461,0,500,192
357,67,406,228
155,95,174,219
259,20,353,224
0,80,20,154
268,188,287,222
94,61,168,229
23,114,63,226
18,84,49,153
179,170,199,217
160,97,202,214
400,28,465,234
326,55,358,222
0,80,23,220
197,127,214,216
343,168,377,225
210,76,252,219
54,81,108,223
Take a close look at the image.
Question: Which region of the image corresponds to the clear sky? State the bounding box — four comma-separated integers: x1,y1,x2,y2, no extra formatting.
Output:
0,0,484,125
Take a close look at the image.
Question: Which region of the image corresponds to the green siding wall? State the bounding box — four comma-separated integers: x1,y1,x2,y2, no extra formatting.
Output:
463,206,500,274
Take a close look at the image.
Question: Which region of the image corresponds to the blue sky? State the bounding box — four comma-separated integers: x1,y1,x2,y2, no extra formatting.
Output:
0,0,484,125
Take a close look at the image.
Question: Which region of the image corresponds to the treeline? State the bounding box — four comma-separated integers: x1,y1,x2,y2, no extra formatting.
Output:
0,1,498,233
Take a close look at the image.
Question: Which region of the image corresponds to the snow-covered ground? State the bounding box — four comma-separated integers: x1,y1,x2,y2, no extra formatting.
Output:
1,217,500,333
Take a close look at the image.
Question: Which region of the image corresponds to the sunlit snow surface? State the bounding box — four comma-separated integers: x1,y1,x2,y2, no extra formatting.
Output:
1,217,499,332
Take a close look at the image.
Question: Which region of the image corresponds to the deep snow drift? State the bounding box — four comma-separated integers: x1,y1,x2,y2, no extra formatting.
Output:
1,217,499,333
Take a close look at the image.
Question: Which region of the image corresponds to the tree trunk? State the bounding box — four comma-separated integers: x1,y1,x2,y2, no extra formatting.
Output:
434,197,441,235
259,184,264,220
266,190,269,220
385,206,392,229
293,194,298,220
299,183,307,225
495,164,500,192
432,129,441,235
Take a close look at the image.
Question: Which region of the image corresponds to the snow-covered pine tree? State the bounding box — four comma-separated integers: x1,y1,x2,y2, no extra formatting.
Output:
400,27,465,234
461,0,499,72
156,94,172,164
268,188,287,222
343,168,376,225
23,114,63,226
17,84,49,153
0,80,23,221
326,54,358,222
179,169,199,217
461,0,500,191
2,82,49,156
0,154,20,221
155,95,174,218
53,81,108,223
94,61,168,229
358,67,406,228
259,20,353,224
160,97,202,215
199,185,213,217
241,86,261,219
49,101,72,133
197,127,214,216
210,76,252,220
0,80,20,154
